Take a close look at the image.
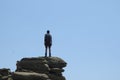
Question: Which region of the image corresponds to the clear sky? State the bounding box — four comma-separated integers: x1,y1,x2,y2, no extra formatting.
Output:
0,0,120,80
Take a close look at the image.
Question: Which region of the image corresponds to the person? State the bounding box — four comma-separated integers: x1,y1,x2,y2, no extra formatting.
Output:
44,30,52,57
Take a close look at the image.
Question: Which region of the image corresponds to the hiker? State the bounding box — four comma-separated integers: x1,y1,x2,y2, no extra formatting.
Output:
44,30,52,57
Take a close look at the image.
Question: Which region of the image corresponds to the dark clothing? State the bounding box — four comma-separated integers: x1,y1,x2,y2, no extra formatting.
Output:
44,34,52,47
44,33,52,57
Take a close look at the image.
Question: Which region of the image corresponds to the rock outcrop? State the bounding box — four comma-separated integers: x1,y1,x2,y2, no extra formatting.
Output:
14,57,67,80
0,56,67,80
0,68,12,80
12,72,49,80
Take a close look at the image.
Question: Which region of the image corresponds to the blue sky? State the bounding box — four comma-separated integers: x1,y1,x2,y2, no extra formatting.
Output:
0,0,120,80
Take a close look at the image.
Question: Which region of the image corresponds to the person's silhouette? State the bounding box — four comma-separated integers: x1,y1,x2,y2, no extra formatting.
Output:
44,30,52,57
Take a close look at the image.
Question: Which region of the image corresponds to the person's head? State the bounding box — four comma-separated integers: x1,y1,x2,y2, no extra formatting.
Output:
47,30,50,34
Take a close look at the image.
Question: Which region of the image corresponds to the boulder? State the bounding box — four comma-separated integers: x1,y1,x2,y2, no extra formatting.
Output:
0,68,11,76
46,57,67,68
16,57,49,73
12,72,49,80
48,74,66,80
1,56,68,80
0,68,12,80
16,57,67,73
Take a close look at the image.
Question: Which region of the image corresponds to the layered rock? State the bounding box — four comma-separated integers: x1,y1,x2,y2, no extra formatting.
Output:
12,72,49,80
0,68,12,80
13,57,67,80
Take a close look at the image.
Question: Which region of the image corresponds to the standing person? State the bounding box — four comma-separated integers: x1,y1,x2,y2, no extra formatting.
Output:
44,30,52,57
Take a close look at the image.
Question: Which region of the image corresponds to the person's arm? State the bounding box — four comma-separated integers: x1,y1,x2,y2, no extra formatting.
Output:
50,35,52,45
44,34,46,44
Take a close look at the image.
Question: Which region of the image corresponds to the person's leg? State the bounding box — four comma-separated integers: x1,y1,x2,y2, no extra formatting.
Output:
49,46,51,57
45,46,47,57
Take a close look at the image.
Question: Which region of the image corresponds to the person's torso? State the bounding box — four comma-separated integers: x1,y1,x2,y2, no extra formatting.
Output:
45,34,51,43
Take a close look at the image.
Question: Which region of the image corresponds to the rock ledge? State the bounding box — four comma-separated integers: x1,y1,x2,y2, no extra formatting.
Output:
0,56,67,80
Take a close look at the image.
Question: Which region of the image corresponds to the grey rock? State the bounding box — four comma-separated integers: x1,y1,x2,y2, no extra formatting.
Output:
49,68,64,76
48,74,66,80
46,57,67,68
16,57,50,73
0,56,67,80
12,72,49,80
16,57,67,73
0,68,11,76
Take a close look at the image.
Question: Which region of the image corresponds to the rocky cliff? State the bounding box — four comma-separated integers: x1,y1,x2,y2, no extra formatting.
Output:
0,57,67,80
